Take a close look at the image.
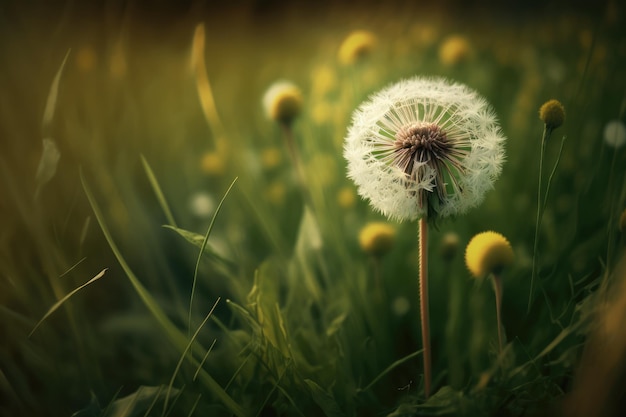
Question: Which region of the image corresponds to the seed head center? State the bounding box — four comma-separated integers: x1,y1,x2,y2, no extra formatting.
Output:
394,122,447,156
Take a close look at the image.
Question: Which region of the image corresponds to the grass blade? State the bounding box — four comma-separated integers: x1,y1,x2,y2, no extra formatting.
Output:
140,154,178,227
188,177,238,333
358,349,423,393
42,49,70,132
29,268,107,337
163,297,221,417
81,170,245,417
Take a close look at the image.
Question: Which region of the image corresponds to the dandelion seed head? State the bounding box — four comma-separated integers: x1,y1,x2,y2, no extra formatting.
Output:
465,231,514,278
603,120,626,148
189,192,215,218
391,296,411,316
344,76,506,221
263,80,303,125
539,99,565,130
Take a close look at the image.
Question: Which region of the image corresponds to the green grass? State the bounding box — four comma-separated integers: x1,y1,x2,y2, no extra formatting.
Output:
1,1,626,416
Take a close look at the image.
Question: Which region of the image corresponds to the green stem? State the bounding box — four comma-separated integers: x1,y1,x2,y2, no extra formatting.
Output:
418,217,431,399
492,274,504,355
528,126,549,312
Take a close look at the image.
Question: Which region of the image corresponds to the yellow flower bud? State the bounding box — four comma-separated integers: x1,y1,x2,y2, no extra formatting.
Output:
359,222,396,257
465,231,514,278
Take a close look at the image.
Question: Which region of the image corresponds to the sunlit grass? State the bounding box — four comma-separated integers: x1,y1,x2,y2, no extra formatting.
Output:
1,1,625,416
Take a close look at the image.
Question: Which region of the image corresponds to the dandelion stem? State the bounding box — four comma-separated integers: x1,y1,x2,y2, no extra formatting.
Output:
280,123,308,195
418,217,431,399
541,135,566,210
528,126,549,312
492,273,504,355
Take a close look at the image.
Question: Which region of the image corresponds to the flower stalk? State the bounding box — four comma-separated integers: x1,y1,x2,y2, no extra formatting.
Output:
418,217,432,398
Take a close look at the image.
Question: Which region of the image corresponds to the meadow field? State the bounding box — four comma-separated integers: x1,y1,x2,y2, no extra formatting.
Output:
1,1,625,416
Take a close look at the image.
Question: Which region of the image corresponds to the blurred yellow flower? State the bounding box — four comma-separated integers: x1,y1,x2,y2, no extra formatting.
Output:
265,181,286,206
438,35,471,67
311,101,332,124
75,46,97,72
338,30,377,65
310,65,337,98
261,147,283,170
465,231,514,278
201,151,226,176
539,99,566,131
359,222,396,257
337,186,356,209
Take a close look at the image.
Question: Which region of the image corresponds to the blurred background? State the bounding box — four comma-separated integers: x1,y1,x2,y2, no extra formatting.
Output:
1,0,625,416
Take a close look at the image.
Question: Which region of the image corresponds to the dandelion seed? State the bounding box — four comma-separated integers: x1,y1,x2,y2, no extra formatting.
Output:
344,76,506,222
603,120,626,148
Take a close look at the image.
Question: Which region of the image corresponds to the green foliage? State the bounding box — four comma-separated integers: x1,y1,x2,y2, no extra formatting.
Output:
1,2,625,417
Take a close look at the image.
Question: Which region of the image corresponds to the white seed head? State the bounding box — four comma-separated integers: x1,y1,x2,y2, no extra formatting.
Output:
343,76,506,221
603,120,626,148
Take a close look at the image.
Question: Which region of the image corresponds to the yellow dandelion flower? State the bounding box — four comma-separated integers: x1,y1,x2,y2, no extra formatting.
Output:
201,151,225,176
265,181,286,206
359,222,396,257
338,30,377,65
311,101,332,124
438,35,471,67
337,186,356,209
263,81,303,126
311,65,337,97
75,46,97,72
539,99,565,130
261,147,282,170
465,231,514,278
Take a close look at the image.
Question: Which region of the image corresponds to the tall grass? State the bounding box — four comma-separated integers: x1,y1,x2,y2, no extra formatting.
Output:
1,1,625,416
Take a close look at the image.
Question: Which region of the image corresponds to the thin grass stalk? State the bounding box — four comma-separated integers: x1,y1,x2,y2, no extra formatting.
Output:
528,127,548,312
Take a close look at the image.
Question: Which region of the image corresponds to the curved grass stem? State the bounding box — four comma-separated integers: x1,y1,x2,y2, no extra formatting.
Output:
528,127,548,312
